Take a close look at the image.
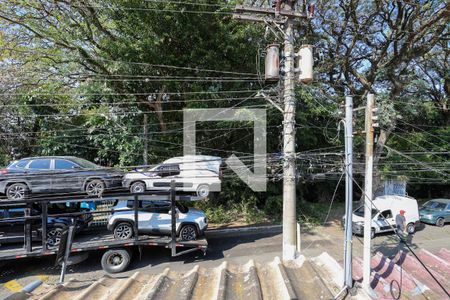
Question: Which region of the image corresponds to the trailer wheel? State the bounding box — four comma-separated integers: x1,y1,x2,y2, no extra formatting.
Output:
101,249,131,273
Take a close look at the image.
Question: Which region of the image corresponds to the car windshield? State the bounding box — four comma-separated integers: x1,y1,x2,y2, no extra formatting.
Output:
354,206,378,217
7,160,29,169
176,202,189,213
70,157,101,169
422,201,446,211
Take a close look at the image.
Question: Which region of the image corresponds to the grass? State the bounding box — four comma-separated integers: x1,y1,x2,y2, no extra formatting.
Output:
190,195,345,228
193,200,268,226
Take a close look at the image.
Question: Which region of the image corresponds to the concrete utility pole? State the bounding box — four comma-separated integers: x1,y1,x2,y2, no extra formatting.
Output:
363,94,375,294
282,1,297,260
233,1,307,261
343,96,353,288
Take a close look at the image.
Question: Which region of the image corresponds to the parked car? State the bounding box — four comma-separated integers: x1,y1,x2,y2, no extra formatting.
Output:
0,202,93,247
349,195,420,239
122,155,222,198
107,200,207,241
0,156,124,201
419,198,450,227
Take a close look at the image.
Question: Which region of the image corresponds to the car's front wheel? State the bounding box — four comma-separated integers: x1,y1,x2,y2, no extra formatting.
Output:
436,217,445,227
130,181,146,194
85,179,105,196
114,222,134,240
196,185,210,198
6,183,28,201
46,227,64,248
179,224,197,241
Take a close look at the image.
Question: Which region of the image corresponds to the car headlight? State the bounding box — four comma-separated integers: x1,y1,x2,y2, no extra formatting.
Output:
354,221,364,226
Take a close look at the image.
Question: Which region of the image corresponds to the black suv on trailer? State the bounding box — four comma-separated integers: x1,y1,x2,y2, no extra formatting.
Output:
0,202,93,247
0,156,124,201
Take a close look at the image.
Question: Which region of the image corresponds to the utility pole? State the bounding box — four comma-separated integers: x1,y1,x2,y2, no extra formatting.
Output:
343,96,353,288
282,1,297,260
363,94,375,295
233,1,308,261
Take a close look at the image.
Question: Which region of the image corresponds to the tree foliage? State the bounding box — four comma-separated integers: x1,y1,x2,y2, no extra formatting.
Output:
0,0,449,207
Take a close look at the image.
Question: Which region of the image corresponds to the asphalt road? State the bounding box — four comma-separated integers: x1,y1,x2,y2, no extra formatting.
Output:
0,222,449,299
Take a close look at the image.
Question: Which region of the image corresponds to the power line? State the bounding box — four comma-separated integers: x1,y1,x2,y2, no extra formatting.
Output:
0,104,270,118
0,96,265,108
0,89,262,97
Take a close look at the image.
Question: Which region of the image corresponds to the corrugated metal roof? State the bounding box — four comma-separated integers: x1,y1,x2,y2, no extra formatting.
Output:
26,254,342,300
10,248,449,300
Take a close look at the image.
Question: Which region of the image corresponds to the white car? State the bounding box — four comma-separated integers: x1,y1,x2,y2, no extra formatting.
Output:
350,195,420,239
122,155,222,198
107,200,208,241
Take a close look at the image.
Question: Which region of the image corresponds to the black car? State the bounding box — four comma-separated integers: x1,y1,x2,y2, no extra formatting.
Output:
0,156,124,201
0,202,93,247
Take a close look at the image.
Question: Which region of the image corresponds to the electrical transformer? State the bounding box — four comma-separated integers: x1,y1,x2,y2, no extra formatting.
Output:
297,44,314,84
265,44,280,82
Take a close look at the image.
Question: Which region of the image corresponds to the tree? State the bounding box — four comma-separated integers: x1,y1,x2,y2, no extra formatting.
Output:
312,0,449,198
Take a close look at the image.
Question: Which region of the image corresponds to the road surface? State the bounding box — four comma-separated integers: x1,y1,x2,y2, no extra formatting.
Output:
0,222,448,298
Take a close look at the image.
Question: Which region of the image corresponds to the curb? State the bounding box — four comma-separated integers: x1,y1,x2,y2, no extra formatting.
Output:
205,224,282,238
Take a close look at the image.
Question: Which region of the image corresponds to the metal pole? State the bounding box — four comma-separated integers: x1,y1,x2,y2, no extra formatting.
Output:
362,94,375,294
343,96,353,288
170,180,176,257
282,2,297,261
41,202,48,252
133,194,139,242
143,114,148,165
59,224,75,283
24,205,32,252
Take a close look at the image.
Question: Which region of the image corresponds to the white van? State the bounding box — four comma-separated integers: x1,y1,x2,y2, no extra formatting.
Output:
351,195,420,239
123,155,223,198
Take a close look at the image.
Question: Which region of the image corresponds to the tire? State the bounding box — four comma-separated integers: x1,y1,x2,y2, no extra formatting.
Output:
101,249,131,273
6,183,28,201
114,222,134,240
179,224,197,241
85,179,105,196
196,184,210,198
370,228,375,239
130,181,146,194
46,227,64,248
436,218,445,227
406,223,416,234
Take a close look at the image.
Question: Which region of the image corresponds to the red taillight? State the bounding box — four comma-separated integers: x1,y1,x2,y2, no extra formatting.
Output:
0,169,8,174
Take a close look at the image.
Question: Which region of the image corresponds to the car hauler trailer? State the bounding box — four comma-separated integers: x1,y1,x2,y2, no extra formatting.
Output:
0,181,207,279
